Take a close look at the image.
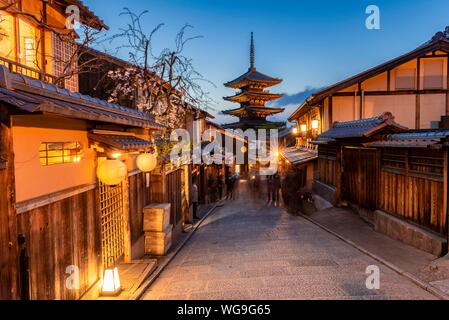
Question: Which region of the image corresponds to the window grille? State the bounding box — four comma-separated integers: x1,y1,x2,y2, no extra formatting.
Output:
99,182,125,268
52,33,78,92
39,142,83,166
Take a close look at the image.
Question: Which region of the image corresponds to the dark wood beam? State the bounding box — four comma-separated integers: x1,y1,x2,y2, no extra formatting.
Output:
387,70,391,91
332,88,449,97
416,57,421,129
447,56,449,116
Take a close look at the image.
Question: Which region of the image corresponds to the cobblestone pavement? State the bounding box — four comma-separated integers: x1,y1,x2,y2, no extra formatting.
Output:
142,180,437,300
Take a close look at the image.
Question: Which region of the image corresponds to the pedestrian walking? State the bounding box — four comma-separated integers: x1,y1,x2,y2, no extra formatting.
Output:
272,173,281,206
191,177,199,220
267,175,273,203
216,174,224,200
232,173,240,200
207,175,216,203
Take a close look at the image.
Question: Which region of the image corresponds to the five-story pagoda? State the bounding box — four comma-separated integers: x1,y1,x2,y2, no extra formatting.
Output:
223,33,285,130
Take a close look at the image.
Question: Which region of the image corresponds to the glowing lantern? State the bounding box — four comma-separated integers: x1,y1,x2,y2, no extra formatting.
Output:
96,159,127,186
101,267,122,296
240,146,248,153
292,127,298,135
312,119,320,130
300,124,307,132
136,153,158,173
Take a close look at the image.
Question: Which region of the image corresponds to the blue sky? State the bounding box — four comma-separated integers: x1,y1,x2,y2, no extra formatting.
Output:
85,0,449,123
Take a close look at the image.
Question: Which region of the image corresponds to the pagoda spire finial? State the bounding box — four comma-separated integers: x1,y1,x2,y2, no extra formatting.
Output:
250,32,255,70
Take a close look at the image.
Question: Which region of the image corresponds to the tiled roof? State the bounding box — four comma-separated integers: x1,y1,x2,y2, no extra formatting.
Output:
61,0,109,30
315,112,407,144
224,68,282,89
88,133,153,151
0,66,163,130
281,147,318,165
365,130,449,148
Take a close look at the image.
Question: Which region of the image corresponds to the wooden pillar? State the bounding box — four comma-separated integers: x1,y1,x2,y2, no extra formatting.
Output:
0,114,19,299
446,56,449,115
444,149,448,242
122,174,131,263
335,145,343,205
416,58,421,129
328,96,333,127
387,70,391,92
358,82,363,120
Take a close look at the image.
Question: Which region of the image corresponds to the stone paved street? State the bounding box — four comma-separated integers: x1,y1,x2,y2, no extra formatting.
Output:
142,180,437,300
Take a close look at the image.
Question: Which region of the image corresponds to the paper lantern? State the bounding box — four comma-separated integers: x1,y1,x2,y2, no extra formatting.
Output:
101,267,122,296
292,127,298,135
312,119,320,130
300,124,307,132
97,159,127,186
136,153,157,173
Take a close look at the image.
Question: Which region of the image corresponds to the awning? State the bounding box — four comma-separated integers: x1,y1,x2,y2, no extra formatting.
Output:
281,147,318,165
364,130,449,149
88,132,153,152
313,112,406,145
0,66,164,130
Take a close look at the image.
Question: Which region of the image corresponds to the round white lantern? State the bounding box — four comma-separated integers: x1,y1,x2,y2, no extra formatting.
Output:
136,153,158,173
97,159,127,186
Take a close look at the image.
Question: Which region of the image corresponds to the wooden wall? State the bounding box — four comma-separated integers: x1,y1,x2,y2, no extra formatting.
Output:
379,148,447,235
317,145,338,187
0,119,19,300
16,188,102,300
128,172,150,244
343,148,380,210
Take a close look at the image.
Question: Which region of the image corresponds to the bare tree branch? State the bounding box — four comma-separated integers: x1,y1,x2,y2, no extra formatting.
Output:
106,9,217,132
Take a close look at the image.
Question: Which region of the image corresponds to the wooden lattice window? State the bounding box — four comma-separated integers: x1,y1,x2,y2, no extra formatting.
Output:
318,145,337,160
409,149,443,181
52,33,78,92
39,142,83,166
99,182,125,267
381,148,406,174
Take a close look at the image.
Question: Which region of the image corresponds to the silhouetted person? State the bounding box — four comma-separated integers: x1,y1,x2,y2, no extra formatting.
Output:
267,176,274,203
192,177,199,219
216,175,224,200
207,175,216,203
272,173,281,206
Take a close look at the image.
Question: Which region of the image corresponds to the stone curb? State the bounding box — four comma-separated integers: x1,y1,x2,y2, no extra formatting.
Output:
131,201,223,300
299,213,449,301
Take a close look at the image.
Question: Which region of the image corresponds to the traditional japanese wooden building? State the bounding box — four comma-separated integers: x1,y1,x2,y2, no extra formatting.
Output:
0,0,173,301
314,113,449,256
223,33,285,130
289,27,449,144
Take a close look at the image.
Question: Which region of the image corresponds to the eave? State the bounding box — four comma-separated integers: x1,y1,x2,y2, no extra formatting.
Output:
288,36,449,122
224,92,284,103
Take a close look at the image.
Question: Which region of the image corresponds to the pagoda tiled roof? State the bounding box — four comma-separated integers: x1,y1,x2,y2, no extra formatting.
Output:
224,91,284,103
224,68,282,89
222,106,285,117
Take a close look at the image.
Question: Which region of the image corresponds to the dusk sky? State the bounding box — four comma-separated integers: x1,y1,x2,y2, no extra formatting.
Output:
85,0,449,124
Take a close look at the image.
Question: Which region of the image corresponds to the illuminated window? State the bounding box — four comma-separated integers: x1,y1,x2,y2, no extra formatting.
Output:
423,60,444,89
24,37,35,64
39,142,84,166
395,68,416,90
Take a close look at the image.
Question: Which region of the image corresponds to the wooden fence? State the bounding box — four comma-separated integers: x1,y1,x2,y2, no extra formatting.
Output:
379,148,447,235
16,188,102,300
317,145,338,188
